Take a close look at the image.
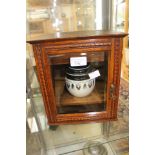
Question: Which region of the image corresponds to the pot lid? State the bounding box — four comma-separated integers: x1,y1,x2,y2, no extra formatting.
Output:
66,64,94,75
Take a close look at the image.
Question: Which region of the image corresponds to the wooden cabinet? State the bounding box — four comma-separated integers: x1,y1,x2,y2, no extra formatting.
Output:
27,30,127,125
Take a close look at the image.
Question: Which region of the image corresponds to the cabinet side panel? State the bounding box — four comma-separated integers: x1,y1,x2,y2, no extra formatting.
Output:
111,38,123,118
32,44,54,123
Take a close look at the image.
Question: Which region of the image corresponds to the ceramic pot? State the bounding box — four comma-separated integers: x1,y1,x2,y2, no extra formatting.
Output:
65,65,96,97
65,78,95,97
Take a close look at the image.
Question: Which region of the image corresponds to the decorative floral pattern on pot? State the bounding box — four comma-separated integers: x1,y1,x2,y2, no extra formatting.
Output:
65,78,95,97
65,64,97,97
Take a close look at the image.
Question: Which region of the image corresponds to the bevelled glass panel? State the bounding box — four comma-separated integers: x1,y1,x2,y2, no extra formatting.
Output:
49,51,108,114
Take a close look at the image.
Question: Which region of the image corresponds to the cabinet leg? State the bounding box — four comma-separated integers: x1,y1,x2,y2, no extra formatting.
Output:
49,125,59,131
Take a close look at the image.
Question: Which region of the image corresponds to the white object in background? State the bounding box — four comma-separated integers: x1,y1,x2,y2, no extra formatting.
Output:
38,114,47,130
70,57,87,67
27,117,39,133
95,0,102,30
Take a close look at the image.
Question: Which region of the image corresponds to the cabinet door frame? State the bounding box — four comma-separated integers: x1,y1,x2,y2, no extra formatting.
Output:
32,37,122,125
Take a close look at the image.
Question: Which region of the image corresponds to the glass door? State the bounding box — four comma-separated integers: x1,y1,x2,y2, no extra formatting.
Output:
48,51,109,115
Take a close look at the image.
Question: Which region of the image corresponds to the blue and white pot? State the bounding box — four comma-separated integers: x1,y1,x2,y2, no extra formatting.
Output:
65,65,95,97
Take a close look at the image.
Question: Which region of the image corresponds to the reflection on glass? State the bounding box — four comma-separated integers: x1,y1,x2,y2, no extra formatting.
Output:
49,52,108,114
27,0,98,36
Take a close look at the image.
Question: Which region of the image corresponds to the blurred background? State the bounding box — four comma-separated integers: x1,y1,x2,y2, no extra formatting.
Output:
26,0,129,155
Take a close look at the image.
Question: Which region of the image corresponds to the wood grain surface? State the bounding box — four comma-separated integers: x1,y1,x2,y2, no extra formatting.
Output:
28,30,127,125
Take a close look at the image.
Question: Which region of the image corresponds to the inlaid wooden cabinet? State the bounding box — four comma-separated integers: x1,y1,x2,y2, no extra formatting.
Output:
27,30,127,125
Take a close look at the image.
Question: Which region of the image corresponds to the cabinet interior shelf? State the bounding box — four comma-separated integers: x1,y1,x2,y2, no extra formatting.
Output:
55,80,106,106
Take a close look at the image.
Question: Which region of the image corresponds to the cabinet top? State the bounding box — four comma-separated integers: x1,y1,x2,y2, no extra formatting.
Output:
27,30,128,44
